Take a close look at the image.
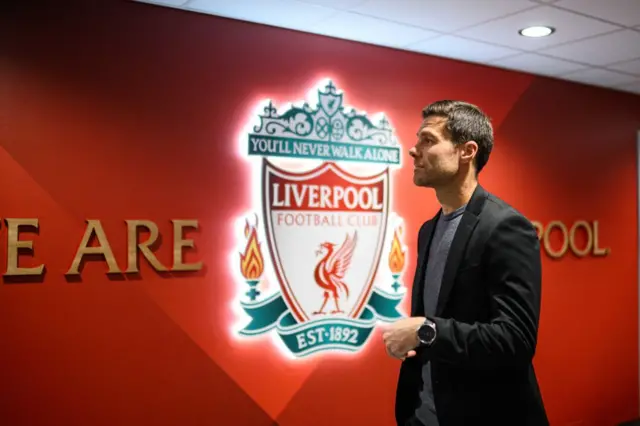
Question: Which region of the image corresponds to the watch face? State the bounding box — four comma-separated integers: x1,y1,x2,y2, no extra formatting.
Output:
419,323,435,343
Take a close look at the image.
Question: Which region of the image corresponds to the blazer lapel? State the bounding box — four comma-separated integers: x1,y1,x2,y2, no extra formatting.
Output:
434,185,487,316
411,216,438,316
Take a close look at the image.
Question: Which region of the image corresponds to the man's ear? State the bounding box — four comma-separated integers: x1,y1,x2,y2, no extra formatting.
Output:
460,141,478,165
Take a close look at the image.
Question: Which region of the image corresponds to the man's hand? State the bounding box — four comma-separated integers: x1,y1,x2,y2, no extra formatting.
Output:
382,316,425,360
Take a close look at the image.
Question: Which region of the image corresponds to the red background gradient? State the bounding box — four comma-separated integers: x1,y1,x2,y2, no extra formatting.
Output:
1,1,640,425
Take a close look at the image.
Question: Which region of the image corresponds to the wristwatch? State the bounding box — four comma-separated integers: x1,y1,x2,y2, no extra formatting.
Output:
417,318,437,346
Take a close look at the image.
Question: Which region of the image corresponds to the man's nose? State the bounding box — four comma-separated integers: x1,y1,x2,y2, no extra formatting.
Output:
409,147,417,158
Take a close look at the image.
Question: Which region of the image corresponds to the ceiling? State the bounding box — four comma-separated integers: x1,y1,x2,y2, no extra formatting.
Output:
136,0,640,95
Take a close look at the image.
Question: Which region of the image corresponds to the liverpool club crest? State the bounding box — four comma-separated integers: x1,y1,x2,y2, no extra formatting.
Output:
235,80,408,358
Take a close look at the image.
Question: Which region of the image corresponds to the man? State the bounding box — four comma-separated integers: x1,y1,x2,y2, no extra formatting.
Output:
383,100,549,426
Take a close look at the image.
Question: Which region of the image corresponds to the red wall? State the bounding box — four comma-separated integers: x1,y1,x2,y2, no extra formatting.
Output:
2,1,640,425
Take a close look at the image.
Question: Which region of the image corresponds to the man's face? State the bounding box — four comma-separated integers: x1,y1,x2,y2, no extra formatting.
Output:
409,116,461,188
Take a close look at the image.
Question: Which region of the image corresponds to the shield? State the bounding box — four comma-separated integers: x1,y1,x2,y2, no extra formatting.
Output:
262,158,389,324
318,90,342,118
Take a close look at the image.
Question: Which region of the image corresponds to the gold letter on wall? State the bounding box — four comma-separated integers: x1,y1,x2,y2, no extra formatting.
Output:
126,220,168,273
543,221,569,259
4,218,45,276
592,220,610,256
171,219,202,272
569,221,593,257
66,220,121,275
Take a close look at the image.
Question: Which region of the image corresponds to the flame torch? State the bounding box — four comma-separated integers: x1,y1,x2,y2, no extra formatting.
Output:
239,215,265,301
388,226,406,292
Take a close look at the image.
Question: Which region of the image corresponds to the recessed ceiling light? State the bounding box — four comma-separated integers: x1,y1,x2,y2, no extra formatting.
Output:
518,26,555,38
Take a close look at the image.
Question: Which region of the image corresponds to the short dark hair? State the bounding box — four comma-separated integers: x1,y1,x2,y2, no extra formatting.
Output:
422,100,494,173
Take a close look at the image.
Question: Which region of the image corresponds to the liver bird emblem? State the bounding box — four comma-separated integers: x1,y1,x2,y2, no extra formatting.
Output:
313,231,358,315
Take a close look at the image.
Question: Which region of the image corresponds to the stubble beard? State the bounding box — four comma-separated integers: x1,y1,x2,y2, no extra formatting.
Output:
413,170,435,188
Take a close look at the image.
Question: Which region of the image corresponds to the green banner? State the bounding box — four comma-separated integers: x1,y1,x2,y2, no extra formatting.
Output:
238,287,405,357
248,134,401,165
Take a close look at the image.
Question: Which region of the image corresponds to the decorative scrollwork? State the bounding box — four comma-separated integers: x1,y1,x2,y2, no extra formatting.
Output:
346,117,369,142
282,109,313,137
251,81,398,147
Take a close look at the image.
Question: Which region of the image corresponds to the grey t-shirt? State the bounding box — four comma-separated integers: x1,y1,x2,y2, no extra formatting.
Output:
415,205,466,426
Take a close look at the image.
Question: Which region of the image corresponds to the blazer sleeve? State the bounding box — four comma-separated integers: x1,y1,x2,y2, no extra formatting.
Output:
427,212,542,368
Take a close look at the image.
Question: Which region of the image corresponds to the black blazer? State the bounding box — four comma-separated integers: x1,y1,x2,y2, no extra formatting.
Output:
395,185,549,426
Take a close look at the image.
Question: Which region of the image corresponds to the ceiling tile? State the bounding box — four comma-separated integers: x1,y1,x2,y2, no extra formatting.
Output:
307,12,439,48
456,5,619,50
139,0,189,5
185,0,339,31
490,52,587,76
617,80,640,94
554,0,640,27
607,59,640,76
138,0,640,95
560,68,638,88
294,0,367,10
350,0,536,33
406,35,520,63
541,30,640,65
